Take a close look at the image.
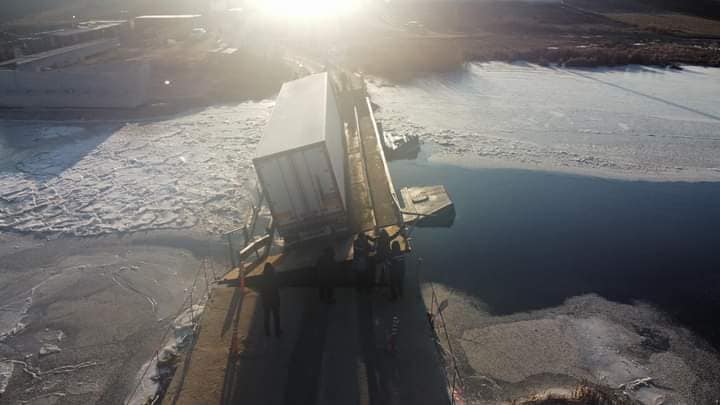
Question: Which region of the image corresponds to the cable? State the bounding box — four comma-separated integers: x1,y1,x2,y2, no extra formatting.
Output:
417,255,464,405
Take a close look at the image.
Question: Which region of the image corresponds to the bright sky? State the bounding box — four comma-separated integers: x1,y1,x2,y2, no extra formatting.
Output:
249,0,363,19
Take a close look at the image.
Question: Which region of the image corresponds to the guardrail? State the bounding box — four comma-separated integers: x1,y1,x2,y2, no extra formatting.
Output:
224,186,265,268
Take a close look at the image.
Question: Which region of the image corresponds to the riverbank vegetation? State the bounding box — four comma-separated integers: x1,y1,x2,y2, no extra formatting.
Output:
350,0,720,75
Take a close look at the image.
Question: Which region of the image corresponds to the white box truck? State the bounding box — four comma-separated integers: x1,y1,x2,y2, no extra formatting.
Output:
253,72,347,240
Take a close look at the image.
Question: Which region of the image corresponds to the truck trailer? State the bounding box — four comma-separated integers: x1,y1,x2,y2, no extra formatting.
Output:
253,72,347,241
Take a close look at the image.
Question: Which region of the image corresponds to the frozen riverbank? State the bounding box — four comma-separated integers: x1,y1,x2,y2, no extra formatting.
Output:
0,231,220,404
370,63,720,181
426,285,720,404
0,101,272,237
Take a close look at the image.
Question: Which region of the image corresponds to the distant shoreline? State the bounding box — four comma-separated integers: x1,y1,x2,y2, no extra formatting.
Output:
429,150,720,184
349,1,720,76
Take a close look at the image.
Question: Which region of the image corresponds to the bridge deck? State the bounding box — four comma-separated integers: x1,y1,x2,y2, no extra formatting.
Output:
336,72,401,233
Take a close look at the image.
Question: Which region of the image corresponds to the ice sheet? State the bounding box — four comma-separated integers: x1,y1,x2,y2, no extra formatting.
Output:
370,63,720,180
0,102,272,236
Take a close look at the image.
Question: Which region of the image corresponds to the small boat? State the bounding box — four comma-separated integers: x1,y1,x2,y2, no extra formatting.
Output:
377,122,421,161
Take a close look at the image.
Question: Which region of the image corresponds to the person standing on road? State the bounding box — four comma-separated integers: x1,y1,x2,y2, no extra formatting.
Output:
317,247,336,304
388,241,406,301
260,262,282,337
370,227,402,285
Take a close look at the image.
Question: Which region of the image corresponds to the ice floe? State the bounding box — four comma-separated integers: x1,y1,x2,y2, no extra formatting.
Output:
0,102,272,236
0,361,13,395
38,344,62,357
370,63,720,181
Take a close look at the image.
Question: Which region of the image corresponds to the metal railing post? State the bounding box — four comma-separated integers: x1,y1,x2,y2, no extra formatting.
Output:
226,234,236,269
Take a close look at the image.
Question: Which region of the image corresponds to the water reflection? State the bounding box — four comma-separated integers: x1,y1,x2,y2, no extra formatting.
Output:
391,158,720,347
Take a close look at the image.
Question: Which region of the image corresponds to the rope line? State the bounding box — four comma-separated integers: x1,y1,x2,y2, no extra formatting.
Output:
417,256,464,405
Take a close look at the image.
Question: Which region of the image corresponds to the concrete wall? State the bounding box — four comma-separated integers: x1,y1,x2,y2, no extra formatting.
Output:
0,62,150,108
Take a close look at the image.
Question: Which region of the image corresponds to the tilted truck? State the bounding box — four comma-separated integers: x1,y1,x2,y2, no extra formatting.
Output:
253,72,348,241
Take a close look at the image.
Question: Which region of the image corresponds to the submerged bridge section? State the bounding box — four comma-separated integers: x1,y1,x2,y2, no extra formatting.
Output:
334,71,402,233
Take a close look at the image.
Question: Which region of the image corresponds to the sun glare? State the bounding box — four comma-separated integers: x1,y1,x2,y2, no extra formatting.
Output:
251,0,362,19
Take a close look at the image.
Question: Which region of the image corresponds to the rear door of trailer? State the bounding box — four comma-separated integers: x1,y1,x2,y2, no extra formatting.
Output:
257,145,343,230
303,145,344,215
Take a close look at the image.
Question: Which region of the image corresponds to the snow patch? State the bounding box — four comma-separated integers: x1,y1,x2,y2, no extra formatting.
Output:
126,302,206,404
174,304,204,347
39,344,62,357
0,295,32,343
0,361,13,395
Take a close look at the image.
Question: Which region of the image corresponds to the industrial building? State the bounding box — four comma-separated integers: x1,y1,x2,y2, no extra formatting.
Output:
0,38,119,72
0,61,150,108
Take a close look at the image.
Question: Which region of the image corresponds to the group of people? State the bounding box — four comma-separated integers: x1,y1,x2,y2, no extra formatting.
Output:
353,228,406,301
258,227,407,337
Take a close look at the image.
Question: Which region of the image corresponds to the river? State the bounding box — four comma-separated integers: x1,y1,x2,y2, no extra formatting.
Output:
375,64,720,404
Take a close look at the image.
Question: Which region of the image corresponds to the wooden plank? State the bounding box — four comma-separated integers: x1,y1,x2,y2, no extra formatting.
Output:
400,185,454,226
345,122,376,232
356,108,400,228
237,234,272,261
337,72,401,233
349,182,375,232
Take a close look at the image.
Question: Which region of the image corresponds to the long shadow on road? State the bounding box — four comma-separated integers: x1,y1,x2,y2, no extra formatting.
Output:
220,278,447,405
283,300,330,404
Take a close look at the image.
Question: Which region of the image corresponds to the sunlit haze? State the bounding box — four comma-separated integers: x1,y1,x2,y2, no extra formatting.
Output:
250,0,363,19
2,0,720,403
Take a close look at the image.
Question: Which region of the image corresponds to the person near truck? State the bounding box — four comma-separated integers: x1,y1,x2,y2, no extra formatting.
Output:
370,227,402,285
260,262,282,337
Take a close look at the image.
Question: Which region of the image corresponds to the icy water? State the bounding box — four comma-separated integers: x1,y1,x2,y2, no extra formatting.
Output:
371,63,720,181
390,156,720,347
376,63,720,351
